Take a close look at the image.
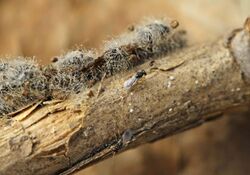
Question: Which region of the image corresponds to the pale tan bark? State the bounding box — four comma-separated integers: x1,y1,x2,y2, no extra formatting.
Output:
0,20,249,175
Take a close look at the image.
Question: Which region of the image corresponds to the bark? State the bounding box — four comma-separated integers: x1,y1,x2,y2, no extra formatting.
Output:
0,19,249,175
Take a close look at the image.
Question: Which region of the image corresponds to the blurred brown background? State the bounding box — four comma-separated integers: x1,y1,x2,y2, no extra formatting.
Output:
0,0,249,64
0,0,249,175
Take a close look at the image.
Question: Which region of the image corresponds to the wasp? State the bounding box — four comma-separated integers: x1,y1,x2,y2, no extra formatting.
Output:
123,70,147,89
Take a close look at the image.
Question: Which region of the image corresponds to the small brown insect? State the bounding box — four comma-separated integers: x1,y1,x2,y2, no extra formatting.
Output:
51,57,59,63
170,20,179,29
128,25,135,31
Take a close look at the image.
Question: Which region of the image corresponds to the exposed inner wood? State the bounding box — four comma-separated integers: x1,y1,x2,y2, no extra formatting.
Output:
0,39,250,175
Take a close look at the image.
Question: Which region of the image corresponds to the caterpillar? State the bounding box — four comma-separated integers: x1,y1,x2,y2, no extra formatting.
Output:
0,18,187,117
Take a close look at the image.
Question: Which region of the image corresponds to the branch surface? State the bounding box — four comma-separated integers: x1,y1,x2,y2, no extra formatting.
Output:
0,20,250,175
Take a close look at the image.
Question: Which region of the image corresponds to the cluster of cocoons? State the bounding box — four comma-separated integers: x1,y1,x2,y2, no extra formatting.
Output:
0,18,187,116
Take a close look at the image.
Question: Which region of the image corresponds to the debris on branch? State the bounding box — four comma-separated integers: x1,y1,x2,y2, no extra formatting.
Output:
0,17,249,175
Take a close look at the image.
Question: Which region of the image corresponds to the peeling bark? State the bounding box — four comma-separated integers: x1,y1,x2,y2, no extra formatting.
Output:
0,19,250,175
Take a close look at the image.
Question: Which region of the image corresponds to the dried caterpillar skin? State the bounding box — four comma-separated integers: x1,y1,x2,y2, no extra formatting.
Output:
46,50,97,99
102,19,187,76
0,58,48,116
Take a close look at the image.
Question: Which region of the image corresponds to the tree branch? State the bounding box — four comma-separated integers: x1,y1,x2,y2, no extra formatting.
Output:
0,18,250,175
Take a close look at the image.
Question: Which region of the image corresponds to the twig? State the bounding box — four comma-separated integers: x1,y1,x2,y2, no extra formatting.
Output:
0,18,249,175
